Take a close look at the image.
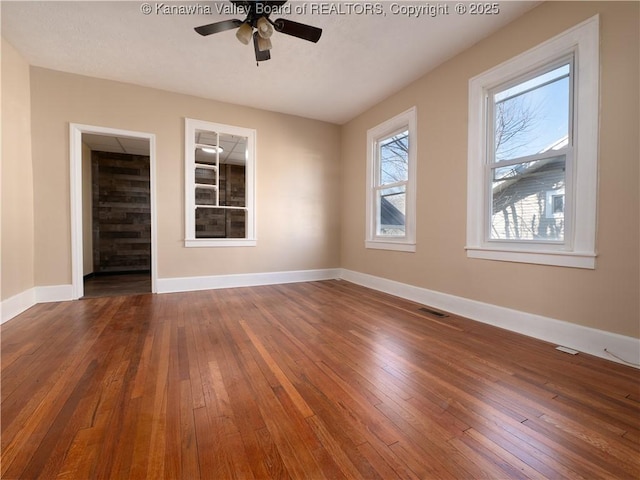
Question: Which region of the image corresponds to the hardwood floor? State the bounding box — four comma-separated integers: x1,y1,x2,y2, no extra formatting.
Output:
2,280,638,479
83,273,151,298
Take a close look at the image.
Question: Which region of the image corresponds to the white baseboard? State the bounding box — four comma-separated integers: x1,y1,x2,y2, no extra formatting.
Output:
157,268,342,294
1,270,340,323
1,284,74,325
340,269,640,369
1,288,37,324
35,284,74,303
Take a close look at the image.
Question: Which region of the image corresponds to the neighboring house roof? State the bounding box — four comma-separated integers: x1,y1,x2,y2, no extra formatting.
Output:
540,135,569,153
493,135,569,196
380,196,405,227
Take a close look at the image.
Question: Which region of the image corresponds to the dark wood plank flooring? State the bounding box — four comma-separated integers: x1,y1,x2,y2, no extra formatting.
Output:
83,273,151,298
2,280,639,479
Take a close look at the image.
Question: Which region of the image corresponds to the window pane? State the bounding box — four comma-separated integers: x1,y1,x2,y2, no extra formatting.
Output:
377,186,406,236
494,64,570,161
379,130,408,185
490,154,565,241
195,167,215,185
218,164,246,208
196,207,246,239
553,195,564,214
194,130,221,165
495,64,570,102
195,129,219,147
195,187,216,206
195,148,217,165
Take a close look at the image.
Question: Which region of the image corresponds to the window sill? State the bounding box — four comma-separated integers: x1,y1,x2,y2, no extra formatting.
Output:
366,241,416,252
465,246,596,269
185,239,256,248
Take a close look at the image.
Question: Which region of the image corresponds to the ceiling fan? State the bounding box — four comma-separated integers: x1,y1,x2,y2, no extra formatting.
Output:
194,0,322,63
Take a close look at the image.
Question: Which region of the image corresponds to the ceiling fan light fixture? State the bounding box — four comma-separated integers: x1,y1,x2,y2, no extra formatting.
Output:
194,0,323,62
256,17,273,39
257,35,272,52
235,22,253,45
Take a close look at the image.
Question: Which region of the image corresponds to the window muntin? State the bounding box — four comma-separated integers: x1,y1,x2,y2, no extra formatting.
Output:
487,59,572,243
185,119,256,247
366,107,417,252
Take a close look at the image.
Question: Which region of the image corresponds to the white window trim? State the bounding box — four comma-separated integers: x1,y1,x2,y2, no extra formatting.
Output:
185,118,256,247
466,15,599,269
366,107,417,252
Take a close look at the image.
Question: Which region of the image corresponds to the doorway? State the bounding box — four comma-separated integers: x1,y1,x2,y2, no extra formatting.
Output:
70,124,157,299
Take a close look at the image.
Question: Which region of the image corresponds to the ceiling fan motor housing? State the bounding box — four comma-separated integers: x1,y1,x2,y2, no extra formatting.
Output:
195,0,322,62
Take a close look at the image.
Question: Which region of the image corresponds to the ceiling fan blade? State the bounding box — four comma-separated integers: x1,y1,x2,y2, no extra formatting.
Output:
253,32,271,62
231,0,288,7
195,19,243,36
273,18,322,43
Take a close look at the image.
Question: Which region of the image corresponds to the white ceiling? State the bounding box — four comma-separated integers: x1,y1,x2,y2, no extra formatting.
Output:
1,1,538,124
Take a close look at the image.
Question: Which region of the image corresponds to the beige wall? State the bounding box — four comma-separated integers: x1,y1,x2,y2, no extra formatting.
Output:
1,38,35,300
341,1,639,338
29,68,342,285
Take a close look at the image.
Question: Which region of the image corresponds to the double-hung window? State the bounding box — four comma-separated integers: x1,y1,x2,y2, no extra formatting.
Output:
184,118,256,247
366,107,417,252
488,59,572,243
466,16,599,268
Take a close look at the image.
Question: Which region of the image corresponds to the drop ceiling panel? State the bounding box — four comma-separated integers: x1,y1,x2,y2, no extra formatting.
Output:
83,133,150,155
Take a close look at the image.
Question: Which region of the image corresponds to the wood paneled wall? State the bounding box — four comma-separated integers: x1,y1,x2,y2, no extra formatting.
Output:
92,151,150,273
